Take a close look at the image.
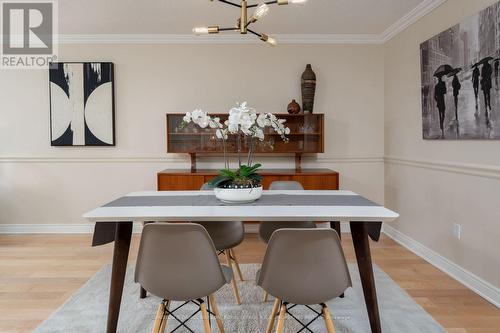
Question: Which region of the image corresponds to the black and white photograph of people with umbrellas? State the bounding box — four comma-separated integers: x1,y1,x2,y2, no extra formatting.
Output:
421,0,500,139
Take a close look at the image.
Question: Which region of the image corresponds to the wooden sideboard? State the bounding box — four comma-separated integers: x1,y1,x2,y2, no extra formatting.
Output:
157,168,339,191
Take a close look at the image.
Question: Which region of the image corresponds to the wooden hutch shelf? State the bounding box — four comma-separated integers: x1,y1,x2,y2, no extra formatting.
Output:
166,113,325,170
159,113,338,202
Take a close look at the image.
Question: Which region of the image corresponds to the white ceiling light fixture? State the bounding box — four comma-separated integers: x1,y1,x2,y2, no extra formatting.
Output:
193,0,308,46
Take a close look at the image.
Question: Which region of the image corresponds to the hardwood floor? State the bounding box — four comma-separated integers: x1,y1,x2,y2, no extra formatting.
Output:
0,233,498,333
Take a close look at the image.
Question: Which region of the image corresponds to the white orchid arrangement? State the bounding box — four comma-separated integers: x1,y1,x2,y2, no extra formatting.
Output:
180,102,290,187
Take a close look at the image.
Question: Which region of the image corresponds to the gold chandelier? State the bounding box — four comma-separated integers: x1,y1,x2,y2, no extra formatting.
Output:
193,0,308,46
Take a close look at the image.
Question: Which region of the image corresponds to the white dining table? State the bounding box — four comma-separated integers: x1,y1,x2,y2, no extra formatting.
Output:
83,190,399,333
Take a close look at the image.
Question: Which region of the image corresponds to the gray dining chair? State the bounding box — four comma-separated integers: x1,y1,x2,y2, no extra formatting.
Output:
258,181,317,243
259,180,317,301
196,182,245,305
257,228,351,333
135,223,231,333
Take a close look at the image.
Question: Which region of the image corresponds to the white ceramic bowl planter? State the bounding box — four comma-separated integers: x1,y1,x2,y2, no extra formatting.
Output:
214,185,263,204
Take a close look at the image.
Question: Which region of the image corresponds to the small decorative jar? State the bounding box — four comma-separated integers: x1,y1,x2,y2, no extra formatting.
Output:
287,99,301,114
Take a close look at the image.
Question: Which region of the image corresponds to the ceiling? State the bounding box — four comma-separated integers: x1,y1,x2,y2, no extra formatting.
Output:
59,0,427,35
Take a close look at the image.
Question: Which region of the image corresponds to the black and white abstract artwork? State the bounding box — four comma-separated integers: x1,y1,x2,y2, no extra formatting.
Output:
421,1,500,140
49,62,115,146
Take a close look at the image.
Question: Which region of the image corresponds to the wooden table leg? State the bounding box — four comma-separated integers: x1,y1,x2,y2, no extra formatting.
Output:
330,221,342,239
106,222,132,333
350,222,382,333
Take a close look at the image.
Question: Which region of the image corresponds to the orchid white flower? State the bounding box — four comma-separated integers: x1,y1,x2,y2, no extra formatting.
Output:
228,122,239,133
180,102,290,168
191,109,205,121
257,113,270,127
183,112,192,123
209,117,222,129
254,127,265,141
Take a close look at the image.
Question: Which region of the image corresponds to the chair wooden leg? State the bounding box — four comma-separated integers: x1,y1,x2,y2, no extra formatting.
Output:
265,299,280,333
152,301,168,333
263,291,269,302
230,248,244,281
322,305,337,333
209,294,225,333
158,301,170,333
225,251,241,305
224,250,231,266
200,301,213,333
275,302,287,333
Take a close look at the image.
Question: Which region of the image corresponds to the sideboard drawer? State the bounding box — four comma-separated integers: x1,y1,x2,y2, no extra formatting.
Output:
157,175,205,190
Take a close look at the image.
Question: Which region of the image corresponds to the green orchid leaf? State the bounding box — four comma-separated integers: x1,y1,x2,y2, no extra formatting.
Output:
219,169,237,179
208,175,231,187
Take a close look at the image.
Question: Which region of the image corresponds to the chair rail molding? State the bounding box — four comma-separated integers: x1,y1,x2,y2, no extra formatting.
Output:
0,156,384,164
383,224,500,308
385,156,500,180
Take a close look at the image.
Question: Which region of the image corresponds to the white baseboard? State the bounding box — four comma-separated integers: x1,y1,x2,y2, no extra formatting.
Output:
383,224,500,308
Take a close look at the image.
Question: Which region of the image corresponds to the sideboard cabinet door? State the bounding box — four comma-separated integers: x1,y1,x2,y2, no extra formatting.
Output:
291,175,338,190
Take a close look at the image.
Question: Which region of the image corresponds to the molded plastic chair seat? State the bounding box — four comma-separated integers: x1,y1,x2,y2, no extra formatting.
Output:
258,181,316,244
135,223,230,333
197,220,244,251
259,220,316,243
258,228,351,333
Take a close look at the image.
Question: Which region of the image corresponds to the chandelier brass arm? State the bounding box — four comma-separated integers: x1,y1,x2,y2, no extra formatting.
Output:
214,0,242,8
194,0,307,45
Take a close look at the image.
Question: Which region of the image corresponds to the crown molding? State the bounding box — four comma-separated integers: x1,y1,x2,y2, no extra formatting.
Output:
58,33,384,45
57,0,446,46
381,0,447,42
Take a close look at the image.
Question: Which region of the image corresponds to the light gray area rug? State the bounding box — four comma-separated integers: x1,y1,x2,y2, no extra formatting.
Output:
34,264,446,333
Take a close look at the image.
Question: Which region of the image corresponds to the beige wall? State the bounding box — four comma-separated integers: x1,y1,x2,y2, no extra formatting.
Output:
384,0,500,288
0,44,385,227
1,0,499,301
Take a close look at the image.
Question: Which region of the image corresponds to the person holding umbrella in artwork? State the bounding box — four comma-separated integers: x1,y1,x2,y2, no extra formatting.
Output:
434,64,452,138
472,63,480,111
479,57,493,124
448,68,462,131
494,57,499,89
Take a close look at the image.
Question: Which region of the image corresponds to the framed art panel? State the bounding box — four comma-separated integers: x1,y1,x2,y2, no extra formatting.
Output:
49,62,115,146
420,1,500,140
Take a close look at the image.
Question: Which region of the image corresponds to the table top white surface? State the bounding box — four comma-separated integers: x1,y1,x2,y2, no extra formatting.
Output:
83,190,399,223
